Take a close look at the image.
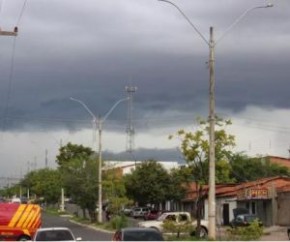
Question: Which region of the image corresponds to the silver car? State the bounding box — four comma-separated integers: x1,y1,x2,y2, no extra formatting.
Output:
131,207,150,218
33,227,82,241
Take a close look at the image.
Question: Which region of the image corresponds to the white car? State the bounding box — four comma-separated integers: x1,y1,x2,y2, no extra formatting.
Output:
33,227,82,241
138,211,208,238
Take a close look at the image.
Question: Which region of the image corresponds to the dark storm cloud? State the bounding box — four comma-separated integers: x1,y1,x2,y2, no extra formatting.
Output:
0,0,289,131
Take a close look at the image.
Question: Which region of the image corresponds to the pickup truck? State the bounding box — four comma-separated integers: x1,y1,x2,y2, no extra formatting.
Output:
137,211,208,238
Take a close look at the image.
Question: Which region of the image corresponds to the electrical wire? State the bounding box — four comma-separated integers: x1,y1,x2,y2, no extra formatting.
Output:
16,0,28,26
0,0,29,135
0,0,5,18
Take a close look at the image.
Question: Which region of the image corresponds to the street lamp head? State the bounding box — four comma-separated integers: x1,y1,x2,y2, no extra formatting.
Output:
266,3,274,8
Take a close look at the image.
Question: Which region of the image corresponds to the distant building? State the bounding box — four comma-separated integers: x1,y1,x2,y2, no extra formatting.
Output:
182,176,290,227
103,160,180,176
265,156,290,169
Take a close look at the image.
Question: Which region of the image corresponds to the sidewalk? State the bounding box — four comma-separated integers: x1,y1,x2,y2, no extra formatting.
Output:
215,225,288,241
260,225,288,241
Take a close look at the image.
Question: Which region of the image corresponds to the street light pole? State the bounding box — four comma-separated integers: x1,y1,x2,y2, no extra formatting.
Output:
70,97,129,223
158,1,273,239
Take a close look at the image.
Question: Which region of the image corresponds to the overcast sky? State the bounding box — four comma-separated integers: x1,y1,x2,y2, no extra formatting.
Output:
0,0,289,181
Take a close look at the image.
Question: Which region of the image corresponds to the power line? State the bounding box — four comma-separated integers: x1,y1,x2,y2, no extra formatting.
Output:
0,0,28,136
16,0,28,26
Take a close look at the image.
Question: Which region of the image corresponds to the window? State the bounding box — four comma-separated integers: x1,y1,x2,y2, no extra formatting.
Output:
179,214,188,222
245,201,256,214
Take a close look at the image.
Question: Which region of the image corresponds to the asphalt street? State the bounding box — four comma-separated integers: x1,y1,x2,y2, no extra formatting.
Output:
42,212,113,241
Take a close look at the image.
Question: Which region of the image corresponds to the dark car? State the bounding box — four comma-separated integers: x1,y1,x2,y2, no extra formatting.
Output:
112,227,164,241
144,210,160,220
230,214,263,228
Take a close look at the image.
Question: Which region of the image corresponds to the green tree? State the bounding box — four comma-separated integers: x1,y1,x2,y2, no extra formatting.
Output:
230,153,290,182
170,117,236,237
21,168,62,204
56,143,98,221
102,168,132,215
167,166,193,202
56,142,94,169
124,160,171,206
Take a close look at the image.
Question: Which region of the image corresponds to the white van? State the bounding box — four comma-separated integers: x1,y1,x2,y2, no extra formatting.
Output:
11,197,21,203
131,207,150,218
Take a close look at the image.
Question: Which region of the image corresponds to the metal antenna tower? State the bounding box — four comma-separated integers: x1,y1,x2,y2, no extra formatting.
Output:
45,149,48,168
125,85,137,153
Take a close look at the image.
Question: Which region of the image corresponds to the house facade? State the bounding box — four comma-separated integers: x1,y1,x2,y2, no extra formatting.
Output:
182,176,290,227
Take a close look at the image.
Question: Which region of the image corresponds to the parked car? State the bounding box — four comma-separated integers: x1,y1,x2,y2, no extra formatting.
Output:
138,211,208,238
131,207,150,218
230,214,263,228
112,227,164,241
143,210,160,220
121,206,134,216
33,227,82,241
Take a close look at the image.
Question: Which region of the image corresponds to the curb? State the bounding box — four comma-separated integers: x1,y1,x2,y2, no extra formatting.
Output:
69,219,114,234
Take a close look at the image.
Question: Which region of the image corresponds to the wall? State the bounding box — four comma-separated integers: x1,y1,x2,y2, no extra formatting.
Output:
216,197,237,225
277,191,290,225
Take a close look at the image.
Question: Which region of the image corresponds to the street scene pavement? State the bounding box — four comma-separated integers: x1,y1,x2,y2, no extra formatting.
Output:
259,226,288,241
215,225,289,241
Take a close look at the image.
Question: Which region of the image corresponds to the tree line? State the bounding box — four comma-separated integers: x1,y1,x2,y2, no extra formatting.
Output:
1,118,289,223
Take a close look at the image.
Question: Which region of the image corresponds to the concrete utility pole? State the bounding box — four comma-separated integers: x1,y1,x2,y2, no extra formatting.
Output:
158,0,273,239
208,26,216,239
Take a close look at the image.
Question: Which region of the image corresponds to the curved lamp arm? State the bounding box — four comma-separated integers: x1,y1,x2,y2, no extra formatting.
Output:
216,3,274,45
102,97,129,122
70,97,97,121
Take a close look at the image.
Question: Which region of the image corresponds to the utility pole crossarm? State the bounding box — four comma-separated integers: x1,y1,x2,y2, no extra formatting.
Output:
0,27,18,36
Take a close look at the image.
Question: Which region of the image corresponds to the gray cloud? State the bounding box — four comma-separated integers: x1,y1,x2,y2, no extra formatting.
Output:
0,0,289,132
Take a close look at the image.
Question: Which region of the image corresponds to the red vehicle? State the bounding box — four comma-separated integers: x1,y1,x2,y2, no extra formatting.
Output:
143,210,160,220
0,203,41,241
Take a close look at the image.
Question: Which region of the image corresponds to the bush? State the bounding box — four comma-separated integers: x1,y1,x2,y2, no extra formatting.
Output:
162,220,194,238
109,214,128,230
226,219,263,241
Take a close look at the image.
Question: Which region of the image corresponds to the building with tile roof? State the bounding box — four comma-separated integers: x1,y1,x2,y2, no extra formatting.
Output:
182,176,290,227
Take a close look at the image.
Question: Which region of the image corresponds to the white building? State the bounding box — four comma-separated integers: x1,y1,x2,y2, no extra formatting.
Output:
103,160,180,175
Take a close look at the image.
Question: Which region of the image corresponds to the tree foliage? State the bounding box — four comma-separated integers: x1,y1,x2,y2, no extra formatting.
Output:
124,160,171,205
56,142,94,169
56,143,98,221
230,153,290,182
170,117,236,185
167,166,193,202
21,168,62,204
103,168,132,214
170,117,236,237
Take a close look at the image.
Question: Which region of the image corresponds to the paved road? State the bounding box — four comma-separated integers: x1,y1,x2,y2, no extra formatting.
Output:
42,212,113,241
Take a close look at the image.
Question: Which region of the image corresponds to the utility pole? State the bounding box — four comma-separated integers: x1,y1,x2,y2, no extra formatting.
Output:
157,0,272,239
208,26,216,239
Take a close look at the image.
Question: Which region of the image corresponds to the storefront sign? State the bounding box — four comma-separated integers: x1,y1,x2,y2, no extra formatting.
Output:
247,188,268,198
237,188,269,200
